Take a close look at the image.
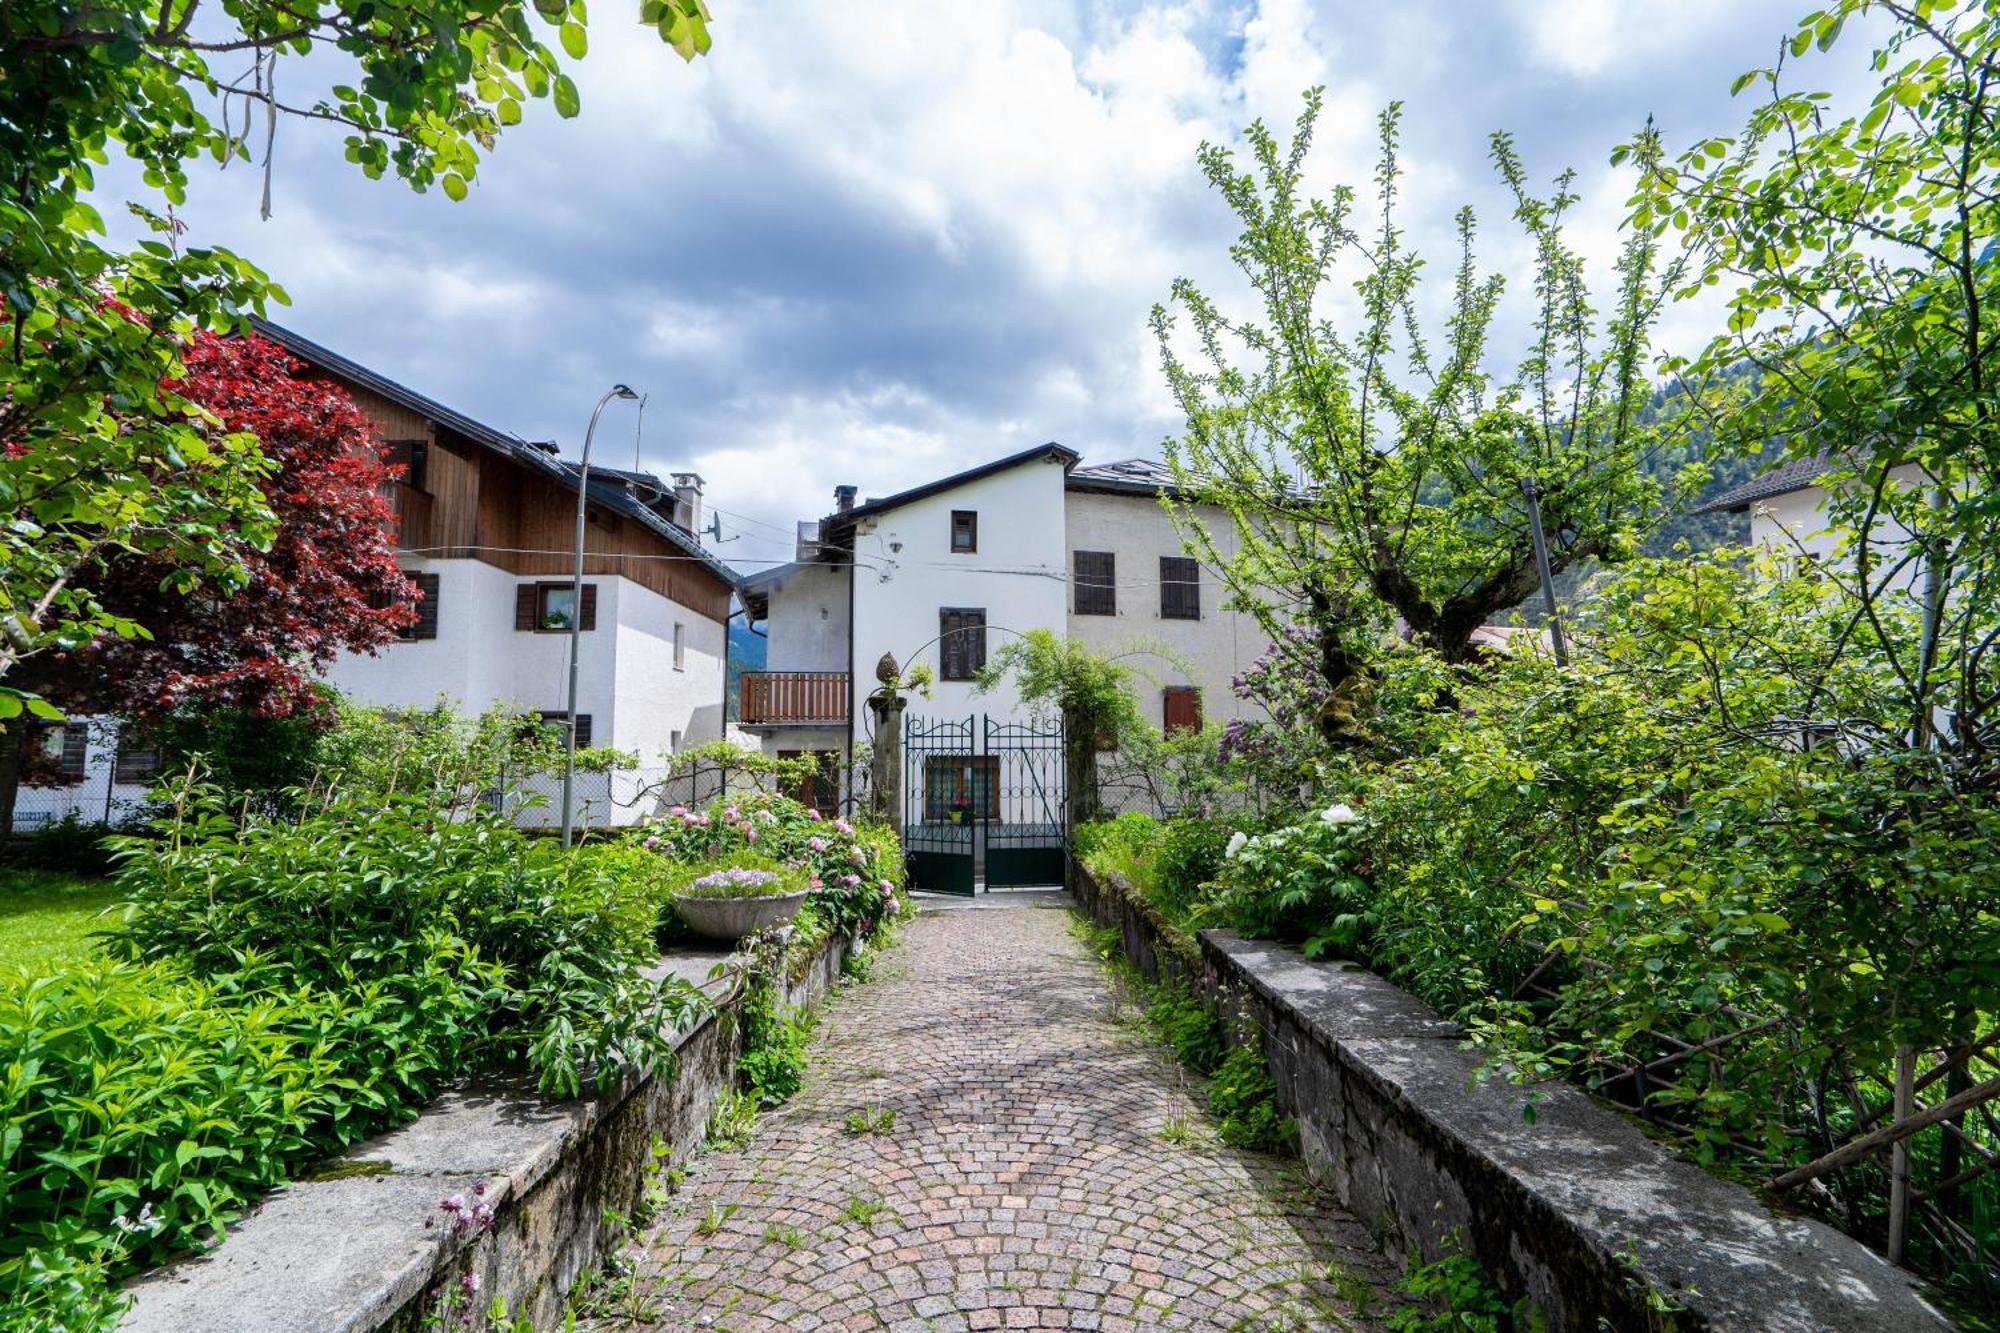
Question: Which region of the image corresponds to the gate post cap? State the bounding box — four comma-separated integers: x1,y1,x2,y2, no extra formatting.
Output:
876,652,900,685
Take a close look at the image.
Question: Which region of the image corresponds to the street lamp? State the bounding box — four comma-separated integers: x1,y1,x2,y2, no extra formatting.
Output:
561,383,640,848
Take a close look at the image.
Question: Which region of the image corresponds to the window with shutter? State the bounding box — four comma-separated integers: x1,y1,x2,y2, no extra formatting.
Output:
115,735,161,784
1073,551,1116,616
1163,686,1202,736
939,608,987,680
1159,557,1200,620
522,583,597,631
410,573,441,640
950,510,978,553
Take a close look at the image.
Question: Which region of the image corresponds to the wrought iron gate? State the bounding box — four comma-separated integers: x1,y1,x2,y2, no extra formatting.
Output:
903,714,1066,895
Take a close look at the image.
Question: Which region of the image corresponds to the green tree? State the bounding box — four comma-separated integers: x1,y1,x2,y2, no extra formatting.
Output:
0,0,714,697
1624,0,1999,783
1153,92,1705,696
977,630,1142,831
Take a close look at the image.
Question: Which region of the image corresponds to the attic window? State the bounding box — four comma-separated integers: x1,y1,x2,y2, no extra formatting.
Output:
587,505,621,534
951,510,977,554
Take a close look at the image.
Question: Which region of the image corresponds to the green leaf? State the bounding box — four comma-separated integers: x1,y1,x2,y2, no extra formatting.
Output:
553,74,580,119
441,173,468,202
560,22,587,58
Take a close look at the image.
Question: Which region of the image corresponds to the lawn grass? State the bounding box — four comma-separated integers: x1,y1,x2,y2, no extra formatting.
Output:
0,868,123,971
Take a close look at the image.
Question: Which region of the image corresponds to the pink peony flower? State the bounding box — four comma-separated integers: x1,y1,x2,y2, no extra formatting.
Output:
833,818,854,836
745,829,759,843
670,806,688,817
806,808,821,821
848,846,867,865
842,874,859,887
878,878,893,893
808,836,827,852
809,875,824,890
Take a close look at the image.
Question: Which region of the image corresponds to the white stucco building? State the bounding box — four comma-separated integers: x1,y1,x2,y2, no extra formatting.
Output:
14,323,739,833
737,444,1269,817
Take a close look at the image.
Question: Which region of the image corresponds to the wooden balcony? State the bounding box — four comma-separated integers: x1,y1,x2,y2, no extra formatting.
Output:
740,671,848,726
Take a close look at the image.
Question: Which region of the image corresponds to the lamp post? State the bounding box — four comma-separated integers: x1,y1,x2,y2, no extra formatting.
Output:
1520,476,1570,668
561,384,640,848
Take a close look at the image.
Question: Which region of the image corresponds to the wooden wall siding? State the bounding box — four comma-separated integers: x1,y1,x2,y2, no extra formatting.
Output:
308,368,732,621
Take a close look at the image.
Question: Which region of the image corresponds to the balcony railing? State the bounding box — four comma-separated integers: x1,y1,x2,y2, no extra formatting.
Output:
740,671,848,726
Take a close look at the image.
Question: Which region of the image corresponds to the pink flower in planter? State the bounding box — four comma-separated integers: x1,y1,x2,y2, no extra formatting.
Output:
808,836,827,852
847,847,867,865
842,873,860,887
744,829,760,843
642,836,661,851
809,875,824,890
833,818,854,836
725,804,742,820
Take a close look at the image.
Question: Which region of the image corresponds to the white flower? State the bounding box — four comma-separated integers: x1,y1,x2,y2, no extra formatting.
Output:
1319,802,1361,826
1224,831,1249,860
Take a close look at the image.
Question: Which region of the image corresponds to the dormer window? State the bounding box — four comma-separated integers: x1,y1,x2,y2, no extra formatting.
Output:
951,510,978,554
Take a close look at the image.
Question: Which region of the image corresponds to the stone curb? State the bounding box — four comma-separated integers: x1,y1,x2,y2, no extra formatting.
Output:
120,934,856,1332
1072,864,1953,1332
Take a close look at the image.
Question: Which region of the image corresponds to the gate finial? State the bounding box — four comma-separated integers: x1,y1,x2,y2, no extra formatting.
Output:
876,651,900,687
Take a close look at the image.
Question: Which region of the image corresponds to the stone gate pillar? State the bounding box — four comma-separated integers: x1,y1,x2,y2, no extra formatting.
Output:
867,692,906,844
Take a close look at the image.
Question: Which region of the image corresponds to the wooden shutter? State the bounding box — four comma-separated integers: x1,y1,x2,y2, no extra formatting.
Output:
58,725,88,778
1163,686,1201,735
1073,551,1116,615
579,584,598,631
410,573,441,640
515,584,539,631
573,714,592,749
1160,557,1200,620
939,608,986,680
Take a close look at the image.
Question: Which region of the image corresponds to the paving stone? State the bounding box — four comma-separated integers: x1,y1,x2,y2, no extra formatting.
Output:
621,906,1395,1329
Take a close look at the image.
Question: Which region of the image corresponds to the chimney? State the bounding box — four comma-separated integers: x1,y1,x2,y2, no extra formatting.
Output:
834,483,857,513
670,472,704,533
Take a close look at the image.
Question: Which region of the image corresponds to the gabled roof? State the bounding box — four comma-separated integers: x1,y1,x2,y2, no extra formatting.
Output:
818,442,1079,538
249,318,738,590
1693,455,1834,514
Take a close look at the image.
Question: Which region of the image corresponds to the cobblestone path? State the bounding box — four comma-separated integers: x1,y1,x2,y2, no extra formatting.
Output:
632,902,1395,1331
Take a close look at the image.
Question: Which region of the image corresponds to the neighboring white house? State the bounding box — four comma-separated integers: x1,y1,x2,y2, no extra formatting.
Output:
736,444,1270,817
14,322,739,832
1698,454,1925,582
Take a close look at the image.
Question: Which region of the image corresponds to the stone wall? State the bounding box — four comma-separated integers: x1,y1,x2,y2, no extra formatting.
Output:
122,934,856,1333
1071,865,1952,1332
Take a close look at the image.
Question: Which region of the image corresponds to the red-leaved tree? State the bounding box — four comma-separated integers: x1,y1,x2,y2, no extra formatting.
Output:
6,330,416,820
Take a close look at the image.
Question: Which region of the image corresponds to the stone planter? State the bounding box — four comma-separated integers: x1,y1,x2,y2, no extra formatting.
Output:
672,889,811,942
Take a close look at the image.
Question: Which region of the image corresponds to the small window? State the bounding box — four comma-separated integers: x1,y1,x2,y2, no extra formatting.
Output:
1160,557,1200,620
950,510,978,554
670,729,682,752
516,582,596,632
1073,551,1116,616
536,711,593,749
939,608,987,680
1163,686,1202,736
386,439,429,492
374,571,441,641
673,622,686,670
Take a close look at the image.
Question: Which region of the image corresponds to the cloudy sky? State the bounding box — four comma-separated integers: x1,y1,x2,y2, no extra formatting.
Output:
117,0,1882,574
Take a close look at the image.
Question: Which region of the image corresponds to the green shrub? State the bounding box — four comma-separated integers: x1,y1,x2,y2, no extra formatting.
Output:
1210,809,1373,959
736,985,813,1108
1148,817,1233,920
1,812,120,877
639,794,902,937
1206,1042,1291,1153
107,790,689,1100
0,949,488,1330
1144,984,1226,1075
